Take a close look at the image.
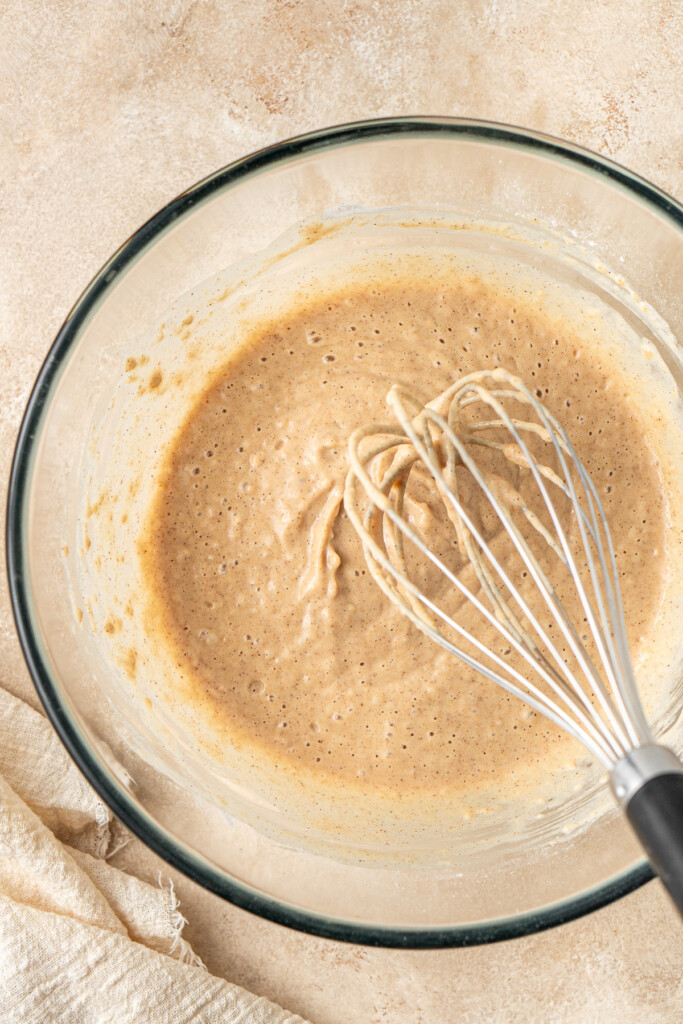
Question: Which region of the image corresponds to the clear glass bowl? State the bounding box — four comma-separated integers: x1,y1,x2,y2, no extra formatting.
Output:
7,118,683,947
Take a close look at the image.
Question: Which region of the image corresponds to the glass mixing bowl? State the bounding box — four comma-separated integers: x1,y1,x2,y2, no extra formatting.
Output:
7,118,683,947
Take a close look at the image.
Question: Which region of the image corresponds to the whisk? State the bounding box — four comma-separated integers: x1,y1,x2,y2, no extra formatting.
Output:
344,367,683,915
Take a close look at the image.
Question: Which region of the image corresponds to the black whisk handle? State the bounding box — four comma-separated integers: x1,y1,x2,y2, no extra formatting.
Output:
612,746,683,918
626,773,683,916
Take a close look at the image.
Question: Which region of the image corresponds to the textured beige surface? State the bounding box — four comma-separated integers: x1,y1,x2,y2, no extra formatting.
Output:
1,1,683,1021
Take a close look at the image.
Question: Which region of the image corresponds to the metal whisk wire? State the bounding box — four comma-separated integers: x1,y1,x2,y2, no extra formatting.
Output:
344,368,652,770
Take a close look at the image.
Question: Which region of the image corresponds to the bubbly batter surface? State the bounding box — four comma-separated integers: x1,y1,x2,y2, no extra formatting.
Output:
141,266,668,799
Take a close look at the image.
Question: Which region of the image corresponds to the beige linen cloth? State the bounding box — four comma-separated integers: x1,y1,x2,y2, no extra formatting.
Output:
0,685,310,1024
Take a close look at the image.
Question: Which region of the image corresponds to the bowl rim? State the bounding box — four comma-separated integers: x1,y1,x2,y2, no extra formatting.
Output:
7,115,682,948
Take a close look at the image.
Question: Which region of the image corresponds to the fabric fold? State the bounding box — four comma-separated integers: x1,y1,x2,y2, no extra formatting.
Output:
0,686,310,1024
0,687,112,853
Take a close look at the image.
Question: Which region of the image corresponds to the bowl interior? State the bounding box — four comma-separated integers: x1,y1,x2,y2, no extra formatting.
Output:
9,120,683,945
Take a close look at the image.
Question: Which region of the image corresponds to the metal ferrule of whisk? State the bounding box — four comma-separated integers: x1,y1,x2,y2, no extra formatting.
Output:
344,367,683,916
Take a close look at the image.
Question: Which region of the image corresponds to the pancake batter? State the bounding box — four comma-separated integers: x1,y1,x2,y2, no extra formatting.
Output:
140,265,669,801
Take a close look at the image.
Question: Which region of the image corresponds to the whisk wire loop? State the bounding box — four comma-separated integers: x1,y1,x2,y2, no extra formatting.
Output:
345,368,654,770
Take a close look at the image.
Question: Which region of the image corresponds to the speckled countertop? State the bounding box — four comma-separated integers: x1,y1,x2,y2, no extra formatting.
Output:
1,2,682,1021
